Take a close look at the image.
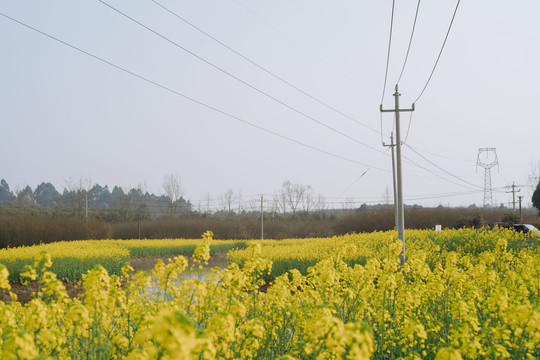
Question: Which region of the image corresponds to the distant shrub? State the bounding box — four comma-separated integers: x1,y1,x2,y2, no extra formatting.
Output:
0,216,112,249
501,211,521,224
452,212,484,229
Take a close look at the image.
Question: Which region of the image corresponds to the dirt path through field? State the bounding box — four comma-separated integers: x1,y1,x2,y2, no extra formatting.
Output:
9,253,230,304
129,253,229,272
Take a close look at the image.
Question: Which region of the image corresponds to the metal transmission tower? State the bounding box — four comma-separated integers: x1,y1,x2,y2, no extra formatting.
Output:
476,148,499,207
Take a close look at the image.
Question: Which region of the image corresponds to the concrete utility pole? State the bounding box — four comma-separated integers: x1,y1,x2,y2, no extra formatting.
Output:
518,195,524,219
383,132,398,230
138,211,141,240
380,84,414,267
260,194,264,240
506,182,521,211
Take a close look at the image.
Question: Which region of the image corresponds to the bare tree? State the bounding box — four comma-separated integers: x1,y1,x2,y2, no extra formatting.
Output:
204,193,213,214
221,188,235,216
273,189,287,215
343,197,355,211
248,196,259,213
162,174,184,217
237,189,243,214
63,176,92,216
278,180,308,217
82,176,95,218
63,177,78,213
302,185,314,212
382,186,392,206
270,196,280,219
315,193,327,215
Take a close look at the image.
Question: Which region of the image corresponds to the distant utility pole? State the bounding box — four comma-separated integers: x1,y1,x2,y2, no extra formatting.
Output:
380,84,414,267
383,132,398,230
260,194,264,240
476,148,499,208
137,211,141,240
518,195,524,219
505,182,521,211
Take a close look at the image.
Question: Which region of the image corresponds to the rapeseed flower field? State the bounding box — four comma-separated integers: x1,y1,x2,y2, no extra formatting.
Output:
0,238,245,281
0,229,538,359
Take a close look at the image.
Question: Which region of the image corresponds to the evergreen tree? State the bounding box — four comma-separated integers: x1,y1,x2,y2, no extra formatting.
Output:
0,179,15,205
90,184,111,208
532,181,540,216
34,182,61,208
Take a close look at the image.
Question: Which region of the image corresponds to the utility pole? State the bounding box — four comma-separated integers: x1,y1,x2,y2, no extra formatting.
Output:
260,195,264,240
138,210,141,240
518,195,524,219
505,182,521,211
383,132,398,230
380,84,414,267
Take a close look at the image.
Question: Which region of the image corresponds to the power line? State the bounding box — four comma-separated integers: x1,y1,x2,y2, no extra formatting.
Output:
232,0,372,98
405,143,483,190
396,0,421,84
0,11,382,170
336,148,390,198
380,0,395,105
403,111,414,143
400,153,478,191
413,0,461,104
405,143,471,162
323,189,480,203
381,123,477,185
150,0,380,134
0,188,494,210
378,0,396,145
98,0,386,155
378,115,474,181
403,189,483,201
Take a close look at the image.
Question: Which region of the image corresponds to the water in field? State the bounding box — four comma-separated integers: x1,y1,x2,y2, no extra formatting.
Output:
144,266,224,300
130,253,228,298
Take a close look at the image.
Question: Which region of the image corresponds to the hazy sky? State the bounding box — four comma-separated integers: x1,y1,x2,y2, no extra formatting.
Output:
1,0,539,210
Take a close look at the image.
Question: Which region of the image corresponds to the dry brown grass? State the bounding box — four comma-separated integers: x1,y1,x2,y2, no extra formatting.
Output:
0,216,111,248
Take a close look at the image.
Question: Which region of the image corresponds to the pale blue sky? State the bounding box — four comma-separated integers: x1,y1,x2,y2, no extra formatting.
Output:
1,0,539,209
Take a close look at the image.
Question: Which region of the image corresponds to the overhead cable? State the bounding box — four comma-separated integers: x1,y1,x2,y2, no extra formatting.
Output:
405,143,483,190
99,0,385,154
396,0,421,84
401,154,479,191
380,0,395,106
336,147,390,198
413,0,461,104
232,0,372,97
403,111,414,143
405,144,471,162
0,11,384,171
150,0,380,134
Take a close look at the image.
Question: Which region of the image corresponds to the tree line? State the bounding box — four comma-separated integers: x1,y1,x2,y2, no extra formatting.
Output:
0,178,341,222
2,172,539,225
0,177,191,222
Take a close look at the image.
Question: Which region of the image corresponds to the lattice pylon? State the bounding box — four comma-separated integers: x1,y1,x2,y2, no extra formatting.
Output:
476,148,499,207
